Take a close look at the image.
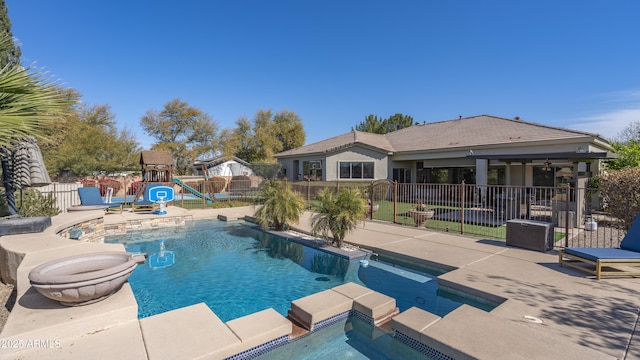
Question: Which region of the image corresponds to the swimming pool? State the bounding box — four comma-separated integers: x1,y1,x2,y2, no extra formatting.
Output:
261,316,431,360
105,219,492,321
107,220,358,320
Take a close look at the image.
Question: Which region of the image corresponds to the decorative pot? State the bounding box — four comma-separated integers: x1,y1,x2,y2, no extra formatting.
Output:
29,251,137,306
409,209,435,227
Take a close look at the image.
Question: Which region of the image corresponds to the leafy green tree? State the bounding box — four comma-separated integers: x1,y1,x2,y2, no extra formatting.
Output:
252,109,281,162
607,140,640,170
217,128,236,159
310,188,367,248
140,98,219,175
353,114,385,134
352,113,415,134
250,163,282,179
606,121,640,170
0,0,20,69
254,180,306,231
43,102,140,177
384,113,415,132
226,117,254,161
273,110,305,152
222,109,305,163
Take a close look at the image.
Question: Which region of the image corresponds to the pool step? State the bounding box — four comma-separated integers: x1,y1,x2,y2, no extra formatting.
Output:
377,320,394,334
287,318,311,340
353,291,399,327
366,260,433,283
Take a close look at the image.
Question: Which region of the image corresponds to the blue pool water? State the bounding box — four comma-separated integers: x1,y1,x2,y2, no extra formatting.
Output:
105,219,492,322
261,316,431,360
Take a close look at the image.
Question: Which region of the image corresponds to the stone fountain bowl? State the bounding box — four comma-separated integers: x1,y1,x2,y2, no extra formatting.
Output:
28,251,137,306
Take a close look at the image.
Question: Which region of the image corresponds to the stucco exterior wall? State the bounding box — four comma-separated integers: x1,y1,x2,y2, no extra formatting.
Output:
278,158,295,180
324,147,388,181
206,161,254,177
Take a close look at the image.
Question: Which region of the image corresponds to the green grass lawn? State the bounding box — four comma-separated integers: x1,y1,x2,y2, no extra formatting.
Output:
173,197,564,242
371,200,564,241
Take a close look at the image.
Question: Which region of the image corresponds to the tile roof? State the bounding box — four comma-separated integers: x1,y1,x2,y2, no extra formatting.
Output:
275,129,394,157
275,115,607,157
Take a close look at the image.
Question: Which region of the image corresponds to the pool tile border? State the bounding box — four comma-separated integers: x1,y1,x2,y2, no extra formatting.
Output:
309,310,352,333
394,330,454,360
225,335,290,360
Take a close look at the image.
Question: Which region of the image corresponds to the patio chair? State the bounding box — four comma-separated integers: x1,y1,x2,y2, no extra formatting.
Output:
559,214,640,279
78,187,123,214
132,184,162,213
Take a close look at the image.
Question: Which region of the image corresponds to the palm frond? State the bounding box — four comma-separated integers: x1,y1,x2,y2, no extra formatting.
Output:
0,35,74,148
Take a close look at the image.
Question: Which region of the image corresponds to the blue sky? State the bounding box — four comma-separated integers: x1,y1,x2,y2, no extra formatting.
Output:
9,1,640,150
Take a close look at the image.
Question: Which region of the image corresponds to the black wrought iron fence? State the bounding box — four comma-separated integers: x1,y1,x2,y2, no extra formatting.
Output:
18,178,627,249
289,180,626,248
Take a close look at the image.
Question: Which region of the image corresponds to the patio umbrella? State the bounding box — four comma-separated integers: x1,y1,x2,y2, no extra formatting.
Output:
12,137,51,188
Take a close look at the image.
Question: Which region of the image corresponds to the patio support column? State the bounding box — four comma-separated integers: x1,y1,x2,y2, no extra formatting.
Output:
505,162,511,185
475,158,488,203
574,161,584,227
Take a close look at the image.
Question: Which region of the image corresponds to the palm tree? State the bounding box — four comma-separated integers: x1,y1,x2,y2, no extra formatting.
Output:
254,180,306,231
0,36,71,148
310,187,367,248
0,34,73,214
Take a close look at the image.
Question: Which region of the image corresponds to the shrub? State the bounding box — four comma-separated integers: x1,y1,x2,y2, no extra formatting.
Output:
203,177,226,194
311,188,367,248
98,178,122,196
128,181,144,195
599,167,640,230
80,179,96,187
17,188,61,217
254,180,305,231
229,175,252,193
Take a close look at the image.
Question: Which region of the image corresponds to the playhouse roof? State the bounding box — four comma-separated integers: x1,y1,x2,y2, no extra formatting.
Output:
139,151,174,166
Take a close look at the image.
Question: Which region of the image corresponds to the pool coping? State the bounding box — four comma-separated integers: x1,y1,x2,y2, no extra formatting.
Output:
0,206,634,359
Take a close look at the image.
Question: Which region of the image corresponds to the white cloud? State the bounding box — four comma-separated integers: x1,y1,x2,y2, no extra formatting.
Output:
567,90,640,141
568,108,640,140
600,89,640,104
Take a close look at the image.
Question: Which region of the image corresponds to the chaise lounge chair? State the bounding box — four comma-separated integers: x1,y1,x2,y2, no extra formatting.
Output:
559,214,640,279
78,187,123,214
132,184,162,213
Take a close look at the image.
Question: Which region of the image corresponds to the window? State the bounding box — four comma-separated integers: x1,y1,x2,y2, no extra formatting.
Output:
302,160,322,181
416,162,425,183
339,161,374,179
393,168,411,183
423,168,448,184
533,166,555,187
487,168,505,185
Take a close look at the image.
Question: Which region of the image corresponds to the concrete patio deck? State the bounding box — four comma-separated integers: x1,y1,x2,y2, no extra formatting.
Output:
0,206,638,359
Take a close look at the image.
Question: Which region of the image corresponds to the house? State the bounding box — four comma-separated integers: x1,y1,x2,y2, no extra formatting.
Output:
192,156,254,178
273,115,616,189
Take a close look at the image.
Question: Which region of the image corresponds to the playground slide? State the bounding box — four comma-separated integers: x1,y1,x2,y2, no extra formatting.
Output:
172,178,212,202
